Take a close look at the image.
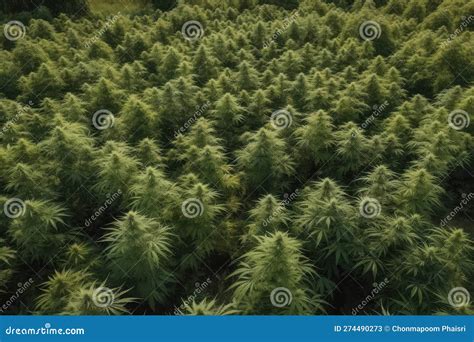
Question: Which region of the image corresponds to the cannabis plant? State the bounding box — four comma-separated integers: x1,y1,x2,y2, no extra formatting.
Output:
103,211,174,307
230,232,323,314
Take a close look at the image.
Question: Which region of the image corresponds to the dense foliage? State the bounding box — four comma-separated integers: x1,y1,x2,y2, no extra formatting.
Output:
0,0,473,315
